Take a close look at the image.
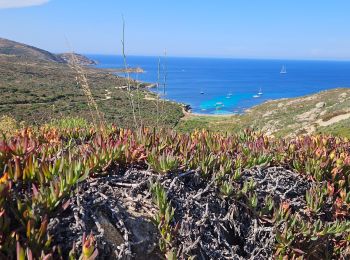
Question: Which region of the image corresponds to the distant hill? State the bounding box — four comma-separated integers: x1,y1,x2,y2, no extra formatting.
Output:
0,37,65,63
57,53,97,65
0,37,96,66
0,52,183,127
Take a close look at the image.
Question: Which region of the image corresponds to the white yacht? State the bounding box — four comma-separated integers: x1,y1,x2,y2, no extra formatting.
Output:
280,65,287,74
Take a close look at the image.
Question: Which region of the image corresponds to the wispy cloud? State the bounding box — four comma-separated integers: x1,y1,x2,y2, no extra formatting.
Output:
0,0,50,9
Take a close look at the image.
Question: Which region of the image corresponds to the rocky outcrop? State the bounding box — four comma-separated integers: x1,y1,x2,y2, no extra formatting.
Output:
57,53,98,66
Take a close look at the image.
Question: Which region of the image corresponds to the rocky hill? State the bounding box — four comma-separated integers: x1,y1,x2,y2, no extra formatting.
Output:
0,37,65,63
57,52,97,65
0,37,96,66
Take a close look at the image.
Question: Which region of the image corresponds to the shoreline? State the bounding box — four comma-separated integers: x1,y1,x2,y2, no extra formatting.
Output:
181,87,350,118
182,107,239,117
102,67,145,74
96,66,350,118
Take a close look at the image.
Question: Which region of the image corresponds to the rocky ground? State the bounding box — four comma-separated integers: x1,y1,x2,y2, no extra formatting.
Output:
48,166,311,260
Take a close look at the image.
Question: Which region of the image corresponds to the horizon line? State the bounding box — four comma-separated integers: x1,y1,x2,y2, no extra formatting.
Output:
79,53,350,62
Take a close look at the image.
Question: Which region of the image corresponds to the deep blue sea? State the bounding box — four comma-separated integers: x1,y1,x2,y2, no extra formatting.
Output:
88,55,350,115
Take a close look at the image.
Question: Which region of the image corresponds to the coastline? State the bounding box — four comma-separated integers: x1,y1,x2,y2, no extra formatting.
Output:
182,107,238,118
95,66,350,119
101,67,145,74
176,87,350,138
181,87,350,118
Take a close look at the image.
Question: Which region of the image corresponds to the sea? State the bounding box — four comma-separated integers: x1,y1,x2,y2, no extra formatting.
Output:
88,55,350,115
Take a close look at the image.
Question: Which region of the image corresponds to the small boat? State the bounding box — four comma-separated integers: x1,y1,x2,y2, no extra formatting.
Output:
258,88,263,95
215,102,224,109
200,91,204,94
280,65,287,74
253,94,260,98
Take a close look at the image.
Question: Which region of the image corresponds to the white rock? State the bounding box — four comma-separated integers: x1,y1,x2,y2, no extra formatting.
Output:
315,102,326,109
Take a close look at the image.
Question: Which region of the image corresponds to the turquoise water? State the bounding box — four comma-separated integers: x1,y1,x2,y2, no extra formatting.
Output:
199,93,253,114
89,55,350,114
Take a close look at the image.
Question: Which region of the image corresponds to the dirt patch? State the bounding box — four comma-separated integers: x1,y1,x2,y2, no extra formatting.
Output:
296,107,321,122
318,112,350,127
339,92,347,102
144,94,157,101
284,95,317,107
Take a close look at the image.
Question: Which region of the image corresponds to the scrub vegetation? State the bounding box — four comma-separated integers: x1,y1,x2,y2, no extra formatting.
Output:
0,126,349,259
1,37,350,259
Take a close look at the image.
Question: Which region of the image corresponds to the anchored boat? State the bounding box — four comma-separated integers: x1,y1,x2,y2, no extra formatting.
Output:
280,65,287,74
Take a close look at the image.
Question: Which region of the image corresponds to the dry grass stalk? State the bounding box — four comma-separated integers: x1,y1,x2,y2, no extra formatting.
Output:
67,52,105,130
121,17,139,129
135,71,143,127
155,50,168,128
156,56,161,125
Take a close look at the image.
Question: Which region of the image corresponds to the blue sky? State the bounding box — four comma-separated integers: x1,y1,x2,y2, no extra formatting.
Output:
1,0,350,60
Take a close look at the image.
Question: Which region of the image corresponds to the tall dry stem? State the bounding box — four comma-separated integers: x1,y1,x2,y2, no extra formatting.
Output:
67,51,105,130
121,17,139,129
135,71,143,127
156,50,168,128
156,56,161,125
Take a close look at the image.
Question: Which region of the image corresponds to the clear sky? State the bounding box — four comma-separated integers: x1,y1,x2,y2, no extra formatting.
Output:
1,0,350,60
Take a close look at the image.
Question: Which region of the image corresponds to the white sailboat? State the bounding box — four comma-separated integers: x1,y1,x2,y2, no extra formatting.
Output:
280,65,287,74
215,102,224,109
253,87,263,98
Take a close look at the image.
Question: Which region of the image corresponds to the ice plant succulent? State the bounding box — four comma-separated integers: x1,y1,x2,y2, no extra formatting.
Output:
150,181,178,258
0,125,349,258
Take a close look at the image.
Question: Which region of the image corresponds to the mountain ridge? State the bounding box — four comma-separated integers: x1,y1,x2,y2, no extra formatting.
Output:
0,37,65,63
0,37,95,66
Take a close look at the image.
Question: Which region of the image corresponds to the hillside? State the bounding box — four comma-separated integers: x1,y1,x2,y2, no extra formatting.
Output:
0,37,65,63
178,88,350,138
57,53,98,65
1,38,349,138
0,54,183,128
0,37,98,66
